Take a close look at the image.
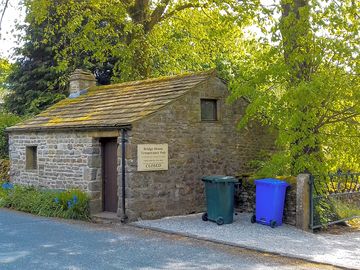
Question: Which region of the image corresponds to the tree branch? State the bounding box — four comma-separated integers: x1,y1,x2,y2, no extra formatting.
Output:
320,112,359,127
0,0,10,36
160,2,205,23
120,0,132,7
145,0,170,33
316,105,358,129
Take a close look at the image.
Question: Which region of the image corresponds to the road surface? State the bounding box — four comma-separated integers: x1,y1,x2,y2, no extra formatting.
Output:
0,209,339,270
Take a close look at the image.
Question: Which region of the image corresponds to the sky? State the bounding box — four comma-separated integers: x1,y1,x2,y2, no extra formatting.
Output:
0,0,25,59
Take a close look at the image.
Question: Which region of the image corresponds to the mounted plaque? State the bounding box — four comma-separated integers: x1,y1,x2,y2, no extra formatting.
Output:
137,144,168,171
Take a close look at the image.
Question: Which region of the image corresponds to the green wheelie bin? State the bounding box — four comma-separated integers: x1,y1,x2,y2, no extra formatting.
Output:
201,175,238,225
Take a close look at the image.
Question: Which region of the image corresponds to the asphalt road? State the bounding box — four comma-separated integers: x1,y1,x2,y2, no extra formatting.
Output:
0,209,340,270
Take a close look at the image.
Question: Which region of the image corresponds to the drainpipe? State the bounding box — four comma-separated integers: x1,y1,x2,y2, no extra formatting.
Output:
120,129,128,223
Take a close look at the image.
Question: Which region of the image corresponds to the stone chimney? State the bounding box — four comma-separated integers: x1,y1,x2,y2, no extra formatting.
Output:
69,69,96,98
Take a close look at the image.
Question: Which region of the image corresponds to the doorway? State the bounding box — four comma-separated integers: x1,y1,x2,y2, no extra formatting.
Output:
101,138,118,212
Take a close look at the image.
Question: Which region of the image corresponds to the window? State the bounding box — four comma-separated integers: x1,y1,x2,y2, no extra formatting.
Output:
201,99,217,121
26,146,37,170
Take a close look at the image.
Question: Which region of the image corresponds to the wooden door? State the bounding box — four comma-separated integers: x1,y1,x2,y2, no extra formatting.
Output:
102,138,118,212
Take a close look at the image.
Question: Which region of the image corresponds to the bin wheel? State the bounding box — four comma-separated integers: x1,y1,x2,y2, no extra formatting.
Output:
216,217,224,225
251,214,256,224
202,213,208,221
270,220,277,228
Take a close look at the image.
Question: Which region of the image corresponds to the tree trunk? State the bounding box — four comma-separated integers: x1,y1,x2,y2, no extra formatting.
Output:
280,0,312,82
280,0,321,174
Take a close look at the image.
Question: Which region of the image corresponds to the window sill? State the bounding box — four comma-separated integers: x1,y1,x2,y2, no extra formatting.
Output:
201,120,220,123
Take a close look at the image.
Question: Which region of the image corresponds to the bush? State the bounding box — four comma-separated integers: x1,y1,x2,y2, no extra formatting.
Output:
0,113,23,158
0,159,10,181
314,197,360,226
332,199,360,220
0,181,90,220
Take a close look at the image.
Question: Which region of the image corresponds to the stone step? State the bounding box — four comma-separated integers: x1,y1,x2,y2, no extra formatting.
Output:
91,211,122,224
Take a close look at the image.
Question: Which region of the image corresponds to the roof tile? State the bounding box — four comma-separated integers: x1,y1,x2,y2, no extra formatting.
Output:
8,70,215,131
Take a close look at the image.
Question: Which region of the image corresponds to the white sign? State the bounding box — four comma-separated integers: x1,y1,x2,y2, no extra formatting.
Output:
137,144,168,171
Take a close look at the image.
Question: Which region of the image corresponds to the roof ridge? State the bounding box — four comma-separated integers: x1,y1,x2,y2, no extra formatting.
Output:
93,69,216,91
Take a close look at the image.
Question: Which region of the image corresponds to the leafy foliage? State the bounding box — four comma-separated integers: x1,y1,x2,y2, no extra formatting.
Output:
3,0,359,178
5,0,257,115
0,159,9,181
5,1,116,116
229,0,360,176
25,0,258,82
0,58,11,94
0,182,90,220
314,197,360,226
0,113,22,158
4,20,68,115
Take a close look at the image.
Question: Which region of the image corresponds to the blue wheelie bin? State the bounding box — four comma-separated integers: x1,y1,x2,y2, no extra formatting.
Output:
251,178,289,228
201,175,238,225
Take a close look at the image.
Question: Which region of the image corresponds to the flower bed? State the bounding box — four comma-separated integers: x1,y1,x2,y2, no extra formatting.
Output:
0,181,90,220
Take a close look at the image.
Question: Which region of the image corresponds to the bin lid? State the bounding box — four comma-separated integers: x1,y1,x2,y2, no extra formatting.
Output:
201,175,238,183
255,178,289,186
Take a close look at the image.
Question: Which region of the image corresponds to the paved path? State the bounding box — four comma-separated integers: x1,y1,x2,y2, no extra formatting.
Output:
134,213,360,269
0,209,337,270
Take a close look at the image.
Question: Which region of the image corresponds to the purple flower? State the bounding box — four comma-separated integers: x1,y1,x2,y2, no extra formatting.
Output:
67,200,72,209
53,197,59,204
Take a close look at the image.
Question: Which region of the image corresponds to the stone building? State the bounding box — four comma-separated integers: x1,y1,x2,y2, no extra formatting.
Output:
7,69,274,221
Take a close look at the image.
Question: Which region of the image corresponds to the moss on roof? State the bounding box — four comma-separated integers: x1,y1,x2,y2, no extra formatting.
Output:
8,70,216,131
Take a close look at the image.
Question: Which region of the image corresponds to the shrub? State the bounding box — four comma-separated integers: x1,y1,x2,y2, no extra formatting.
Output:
53,189,91,220
0,182,90,220
332,199,360,220
314,197,360,226
0,159,10,181
0,113,23,158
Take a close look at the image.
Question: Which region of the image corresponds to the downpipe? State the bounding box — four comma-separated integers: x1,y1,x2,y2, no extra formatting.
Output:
120,129,128,223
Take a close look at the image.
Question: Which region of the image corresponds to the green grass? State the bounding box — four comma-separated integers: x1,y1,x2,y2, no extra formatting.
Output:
332,199,360,220
315,197,360,226
0,181,90,220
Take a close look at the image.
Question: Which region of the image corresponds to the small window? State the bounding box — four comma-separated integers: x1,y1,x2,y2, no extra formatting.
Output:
26,146,37,170
201,99,217,121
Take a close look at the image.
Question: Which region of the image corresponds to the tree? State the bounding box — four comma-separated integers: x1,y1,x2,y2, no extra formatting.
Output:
229,0,360,175
0,113,22,158
6,0,258,115
5,0,118,115
4,18,68,115
0,58,11,94
28,0,259,81
0,59,22,159
0,58,11,113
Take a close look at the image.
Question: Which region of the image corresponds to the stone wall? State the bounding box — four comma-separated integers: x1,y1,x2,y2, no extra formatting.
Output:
8,77,276,221
124,77,276,220
235,177,297,225
339,192,360,208
8,131,103,212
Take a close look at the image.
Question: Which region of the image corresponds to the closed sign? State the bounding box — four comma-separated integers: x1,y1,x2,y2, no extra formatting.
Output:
137,144,168,171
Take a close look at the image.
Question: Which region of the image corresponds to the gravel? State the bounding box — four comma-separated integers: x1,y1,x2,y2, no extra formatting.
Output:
134,213,360,269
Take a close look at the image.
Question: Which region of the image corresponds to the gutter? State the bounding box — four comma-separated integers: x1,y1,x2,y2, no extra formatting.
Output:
6,124,132,133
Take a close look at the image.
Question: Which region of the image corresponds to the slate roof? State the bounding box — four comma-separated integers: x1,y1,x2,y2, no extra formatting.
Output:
8,70,216,131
